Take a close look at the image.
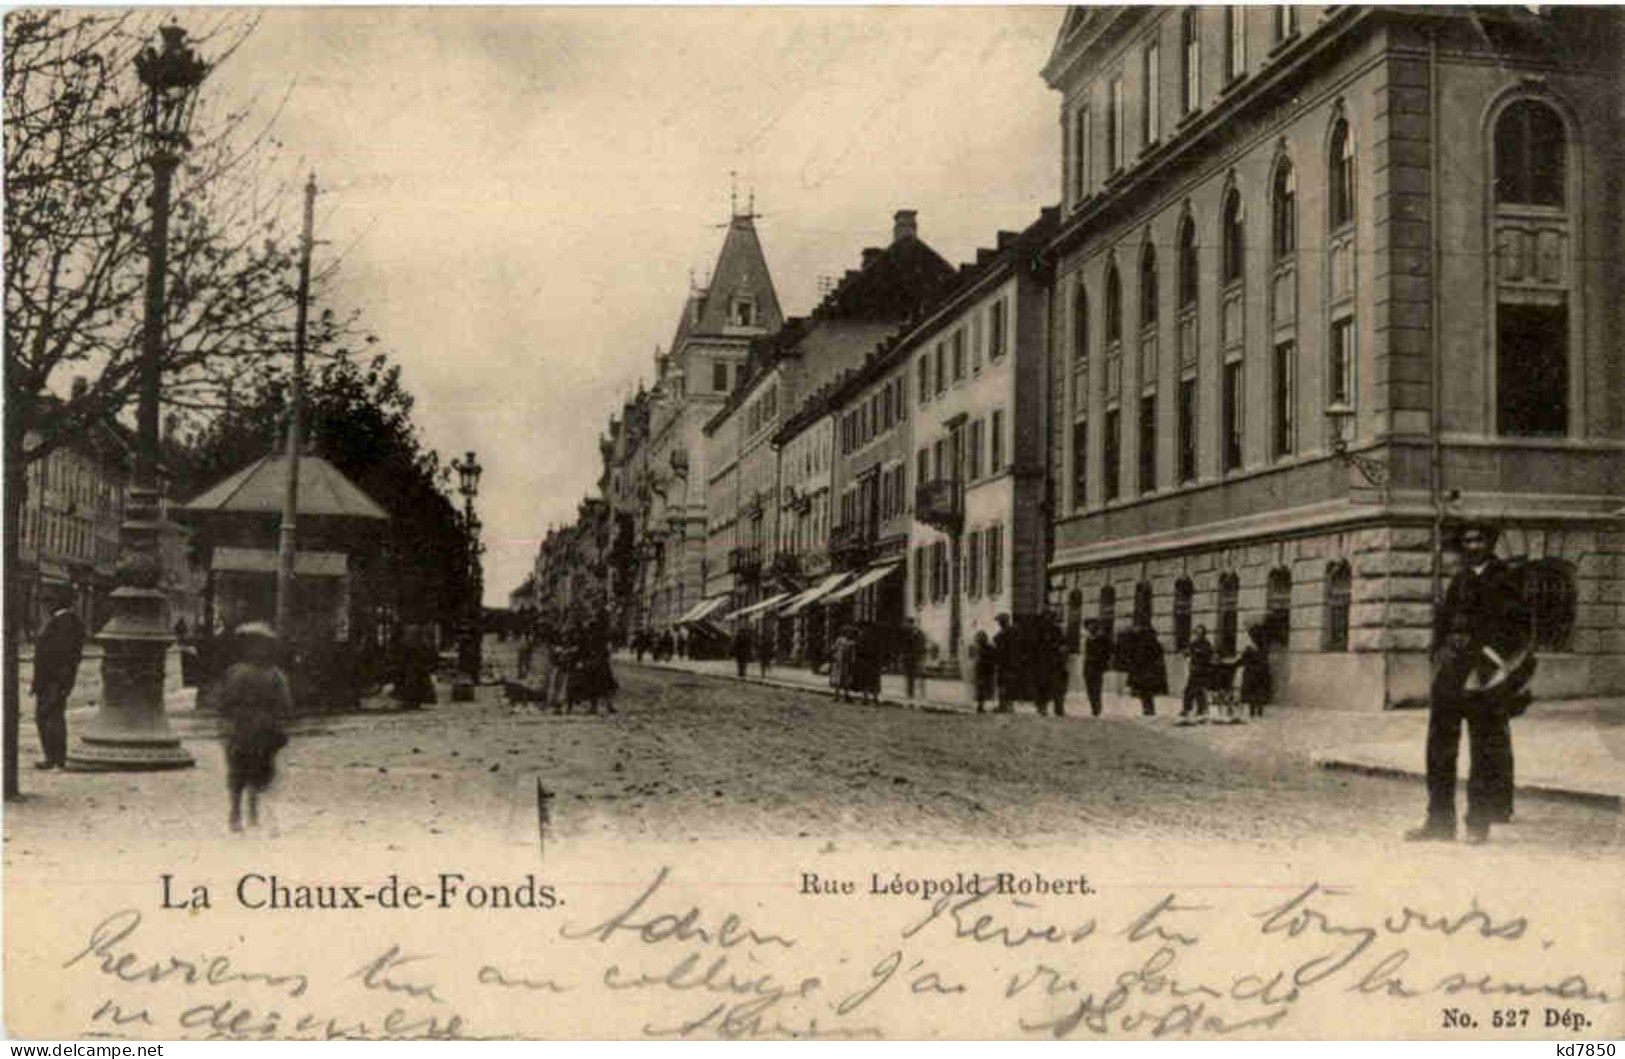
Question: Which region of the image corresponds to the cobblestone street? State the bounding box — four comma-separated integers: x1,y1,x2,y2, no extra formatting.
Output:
6,650,1619,869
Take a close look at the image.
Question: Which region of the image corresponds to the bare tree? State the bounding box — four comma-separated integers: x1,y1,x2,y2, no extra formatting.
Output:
3,10,348,797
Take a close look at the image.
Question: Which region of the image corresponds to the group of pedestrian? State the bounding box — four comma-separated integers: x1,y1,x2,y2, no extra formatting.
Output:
969,612,1070,716
828,622,885,704
1172,624,1273,725
631,628,683,662
511,615,620,715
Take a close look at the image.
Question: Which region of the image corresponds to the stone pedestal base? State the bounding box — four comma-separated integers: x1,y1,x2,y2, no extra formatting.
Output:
68,635,193,771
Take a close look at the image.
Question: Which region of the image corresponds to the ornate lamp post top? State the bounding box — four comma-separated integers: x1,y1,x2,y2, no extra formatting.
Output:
135,23,209,156
453,450,483,501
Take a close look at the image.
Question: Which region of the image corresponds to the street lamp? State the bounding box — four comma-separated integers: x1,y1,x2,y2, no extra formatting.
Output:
1326,402,1390,491
450,451,482,699
70,25,208,771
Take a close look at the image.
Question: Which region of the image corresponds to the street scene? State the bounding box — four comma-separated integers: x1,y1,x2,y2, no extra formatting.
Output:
4,5,1624,1042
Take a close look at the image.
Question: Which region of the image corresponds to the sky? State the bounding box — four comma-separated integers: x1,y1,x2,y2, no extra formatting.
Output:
203,6,1063,606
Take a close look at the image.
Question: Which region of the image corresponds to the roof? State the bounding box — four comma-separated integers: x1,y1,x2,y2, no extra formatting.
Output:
693,214,784,336
179,453,390,521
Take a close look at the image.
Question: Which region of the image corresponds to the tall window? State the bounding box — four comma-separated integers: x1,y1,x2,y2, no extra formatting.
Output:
1108,75,1125,173
1074,286,1090,363
1181,8,1201,114
1106,264,1123,345
990,409,1005,472
1273,339,1296,457
913,547,927,608
1178,377,1197,482
918,354,929,404
1498,305,1568,436
1216,572,1240,655
1071,420,1088,510
1133,580,1154,628
1265,567,1292,647
1271,158,1296,262
951,330,965,382
1329,118,1355,230
1103,408,1121,500
1495,99,1565,207
1073,106,1091,202
1224,6,1246,83
967,418,984,481
935,343,947,395
712,361,728,392
965,531,981,599
1222,360,1244,472
1142,42,1161,146
1493,99,1570,437
1173,577,1194,649
1099,585,1117,640
1324,561,1352,651
1329,317,1355,407
1273,4,1297,43
1139,394,1157,493
985,524,1003,597
1178,216,1199,308
989,298,1008,359
1221,187,1245,285
1140,244,1159,327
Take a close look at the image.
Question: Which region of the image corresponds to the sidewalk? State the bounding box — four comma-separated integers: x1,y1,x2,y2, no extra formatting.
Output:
617,652,1625,811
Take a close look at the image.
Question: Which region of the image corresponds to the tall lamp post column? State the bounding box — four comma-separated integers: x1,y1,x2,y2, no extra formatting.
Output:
71,26,207,771
451,451,483,701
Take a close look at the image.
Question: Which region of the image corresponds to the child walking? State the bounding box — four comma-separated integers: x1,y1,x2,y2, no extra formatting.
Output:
218,623,292,832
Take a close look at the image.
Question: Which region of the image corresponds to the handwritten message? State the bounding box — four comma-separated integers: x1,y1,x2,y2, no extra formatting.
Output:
48,866,1617,1040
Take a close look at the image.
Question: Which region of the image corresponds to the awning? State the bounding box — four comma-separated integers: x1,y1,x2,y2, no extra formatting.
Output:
212,546,348,577
673,594,729,626
778,571,853,616
722,591,791,621
822,562,900,603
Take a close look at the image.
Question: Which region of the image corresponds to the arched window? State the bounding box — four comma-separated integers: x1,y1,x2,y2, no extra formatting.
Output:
1495,99,1565,207
1140,244,1159,327
1271,157,1296,262
1216,572,1240,655
1264,567,1292,647
1073,285,1090,363
1329,118,1355,229
1178,215,1199,308
1323,561,1352,651
1521,558,1576,651
1099,584,1117,640
1173,577,1194,649
1106,263,1123,344
1221,187,1245,284
1133,580,1154,628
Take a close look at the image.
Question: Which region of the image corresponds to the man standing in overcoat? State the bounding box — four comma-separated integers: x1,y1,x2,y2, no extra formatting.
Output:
1406,519,1532,845
31,603,86,769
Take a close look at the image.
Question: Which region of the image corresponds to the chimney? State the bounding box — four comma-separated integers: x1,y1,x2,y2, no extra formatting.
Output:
893,209,918,243
861,247,882,268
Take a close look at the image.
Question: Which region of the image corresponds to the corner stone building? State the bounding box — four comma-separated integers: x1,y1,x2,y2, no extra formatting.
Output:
1043,6,1624,709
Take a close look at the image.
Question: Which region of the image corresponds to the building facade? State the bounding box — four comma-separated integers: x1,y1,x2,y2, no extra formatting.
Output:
1044,6,1625,708
906,210,1058,672
701,210,954,623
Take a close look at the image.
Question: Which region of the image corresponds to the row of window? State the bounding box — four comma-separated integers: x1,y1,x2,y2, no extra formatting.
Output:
917,408,1007,492
913,523,1005,607
1072,6,1303,201
743,383,779,437
917,297,1009,405
840,376,908,456
20,508,120,565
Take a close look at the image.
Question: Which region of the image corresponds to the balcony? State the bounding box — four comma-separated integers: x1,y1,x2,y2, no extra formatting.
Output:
727,545,762,581
913,479,963,534
828,522,875,569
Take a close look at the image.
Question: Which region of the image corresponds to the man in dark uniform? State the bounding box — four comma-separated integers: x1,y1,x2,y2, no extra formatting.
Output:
732,624,753,679
31,604,86,769
1406,519,1532,845
1037,611,1069,717
991,614,1015,713
1082,618,1112,717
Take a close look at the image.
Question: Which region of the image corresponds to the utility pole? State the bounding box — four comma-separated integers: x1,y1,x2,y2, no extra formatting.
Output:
276,173,317,635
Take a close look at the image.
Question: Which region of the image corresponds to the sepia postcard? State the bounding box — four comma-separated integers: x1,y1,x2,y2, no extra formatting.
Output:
4,4,1623,1042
